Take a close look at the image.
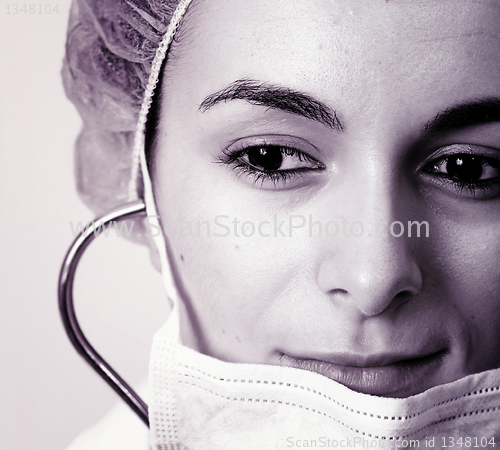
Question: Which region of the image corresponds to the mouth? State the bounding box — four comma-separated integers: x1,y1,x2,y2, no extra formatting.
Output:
279,349,447,397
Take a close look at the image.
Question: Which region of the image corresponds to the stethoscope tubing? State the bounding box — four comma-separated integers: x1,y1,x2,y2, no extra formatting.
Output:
58,200,149,427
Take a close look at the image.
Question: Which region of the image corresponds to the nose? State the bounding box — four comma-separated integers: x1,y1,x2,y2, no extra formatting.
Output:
316,185,423,318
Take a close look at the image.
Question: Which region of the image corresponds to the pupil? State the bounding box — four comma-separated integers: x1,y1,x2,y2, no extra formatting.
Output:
248,146,283,171
446,155,483,182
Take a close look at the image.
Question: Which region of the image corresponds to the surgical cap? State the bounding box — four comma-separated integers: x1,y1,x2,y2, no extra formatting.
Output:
62,0,182,213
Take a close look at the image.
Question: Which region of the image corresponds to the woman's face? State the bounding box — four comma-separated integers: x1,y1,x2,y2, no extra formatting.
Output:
151,0,500,397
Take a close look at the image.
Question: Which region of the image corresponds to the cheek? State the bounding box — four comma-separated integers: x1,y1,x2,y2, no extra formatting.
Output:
428,207,500,368
152,143,315,358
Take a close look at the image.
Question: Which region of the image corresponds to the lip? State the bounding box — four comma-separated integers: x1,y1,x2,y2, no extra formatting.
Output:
279,349,447,397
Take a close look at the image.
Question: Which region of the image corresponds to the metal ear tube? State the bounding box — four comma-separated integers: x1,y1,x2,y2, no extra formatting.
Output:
58,200,149,426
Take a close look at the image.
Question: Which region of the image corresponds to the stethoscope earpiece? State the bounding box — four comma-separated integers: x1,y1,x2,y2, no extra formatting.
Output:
58,200,150,427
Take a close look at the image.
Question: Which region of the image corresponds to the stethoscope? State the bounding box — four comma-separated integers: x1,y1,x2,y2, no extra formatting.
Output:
58,200,150,427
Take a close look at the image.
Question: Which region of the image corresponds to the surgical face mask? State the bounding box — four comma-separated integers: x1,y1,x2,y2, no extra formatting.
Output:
147,306,500,450
131,1,500,448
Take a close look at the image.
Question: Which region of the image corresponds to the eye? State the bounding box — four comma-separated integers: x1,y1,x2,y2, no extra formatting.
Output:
218,136,326,189
244,145,313,171
423,146,500,199
429,154,498,181
246,146,286,171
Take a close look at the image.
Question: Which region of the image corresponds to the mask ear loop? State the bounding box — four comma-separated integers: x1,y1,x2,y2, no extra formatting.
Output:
58,200,149,426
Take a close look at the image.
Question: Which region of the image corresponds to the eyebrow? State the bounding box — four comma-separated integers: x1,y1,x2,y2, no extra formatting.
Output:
199,78,343,131
424,98,500,133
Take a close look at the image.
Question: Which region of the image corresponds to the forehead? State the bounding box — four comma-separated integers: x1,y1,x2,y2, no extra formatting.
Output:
166,0,500,126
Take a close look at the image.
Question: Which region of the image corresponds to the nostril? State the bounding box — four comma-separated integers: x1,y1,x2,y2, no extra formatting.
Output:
392,289,415,307
331,288,348,295
395,290,412,298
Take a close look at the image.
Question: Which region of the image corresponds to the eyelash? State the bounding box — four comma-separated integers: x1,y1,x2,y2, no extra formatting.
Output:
450,178,500,197
217,144,325,187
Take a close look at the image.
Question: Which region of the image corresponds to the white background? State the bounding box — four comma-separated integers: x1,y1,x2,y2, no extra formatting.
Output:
0,3,169,449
